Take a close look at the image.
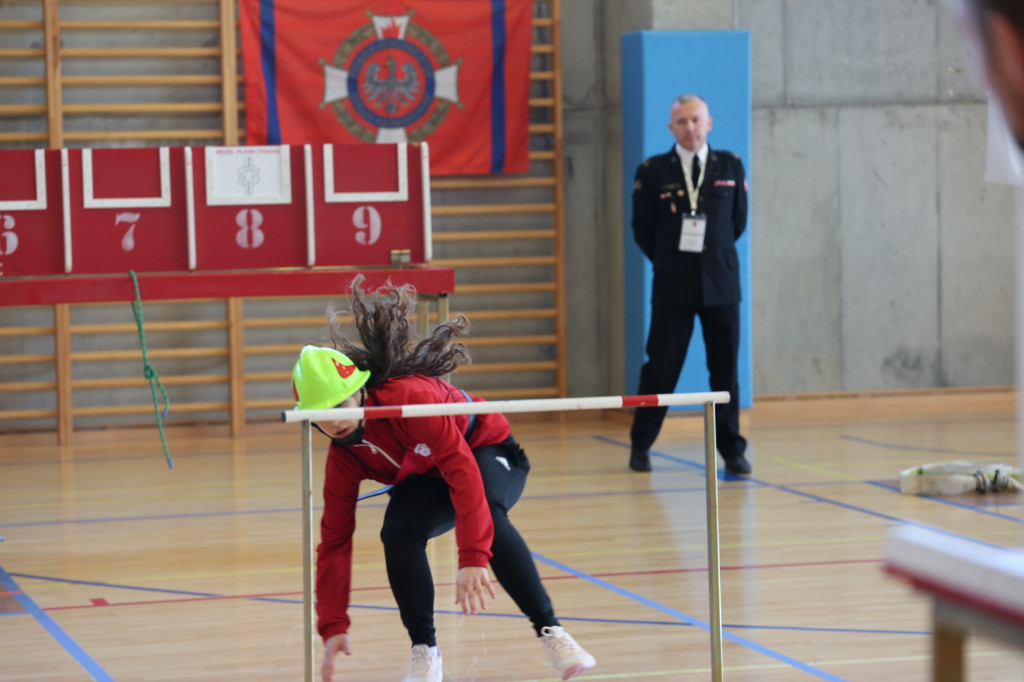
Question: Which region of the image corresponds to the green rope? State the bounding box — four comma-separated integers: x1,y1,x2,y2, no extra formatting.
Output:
129,271,173,468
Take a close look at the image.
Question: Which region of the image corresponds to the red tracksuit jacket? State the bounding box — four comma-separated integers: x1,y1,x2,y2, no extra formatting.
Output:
315,374,511,641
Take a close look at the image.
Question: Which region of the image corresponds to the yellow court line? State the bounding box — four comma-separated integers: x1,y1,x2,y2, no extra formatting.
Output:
540,534,889,560
766,456,866,481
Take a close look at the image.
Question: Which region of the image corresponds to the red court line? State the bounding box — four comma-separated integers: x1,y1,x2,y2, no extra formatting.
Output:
45,590,303,612
40,557,881,613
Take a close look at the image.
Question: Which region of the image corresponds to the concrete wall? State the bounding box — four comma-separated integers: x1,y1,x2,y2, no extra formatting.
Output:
561,0,1016,397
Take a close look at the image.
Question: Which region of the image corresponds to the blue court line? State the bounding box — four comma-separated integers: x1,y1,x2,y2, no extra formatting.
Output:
0,566,114,681
532,553,847,681
866,480,1022,521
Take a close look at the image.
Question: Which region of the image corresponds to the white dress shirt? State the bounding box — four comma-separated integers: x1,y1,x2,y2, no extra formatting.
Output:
675,142,709,190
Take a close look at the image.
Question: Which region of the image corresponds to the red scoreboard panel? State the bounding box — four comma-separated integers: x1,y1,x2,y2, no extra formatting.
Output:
0,149,64,277
187,145,309,271
65,147,190,274
308,142,431,267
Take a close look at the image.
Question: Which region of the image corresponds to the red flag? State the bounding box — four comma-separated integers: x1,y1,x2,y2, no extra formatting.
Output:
239,0,533,175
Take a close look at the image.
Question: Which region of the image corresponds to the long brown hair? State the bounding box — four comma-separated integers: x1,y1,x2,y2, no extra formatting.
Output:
326,275,471,386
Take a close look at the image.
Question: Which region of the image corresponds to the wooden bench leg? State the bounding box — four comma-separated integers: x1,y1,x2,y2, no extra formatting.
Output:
933,618,965,682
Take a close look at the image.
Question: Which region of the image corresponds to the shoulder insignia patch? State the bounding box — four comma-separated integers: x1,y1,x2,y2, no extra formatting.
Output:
635,180,643,190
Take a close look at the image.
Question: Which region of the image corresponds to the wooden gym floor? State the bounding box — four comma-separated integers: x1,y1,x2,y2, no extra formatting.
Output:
1,390,1022,681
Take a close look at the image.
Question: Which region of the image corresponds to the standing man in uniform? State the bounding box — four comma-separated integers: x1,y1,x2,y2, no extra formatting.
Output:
628,94,751,475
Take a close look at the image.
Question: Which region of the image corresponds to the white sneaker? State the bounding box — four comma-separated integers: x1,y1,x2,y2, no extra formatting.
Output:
402,644,443,682
540,626,596,680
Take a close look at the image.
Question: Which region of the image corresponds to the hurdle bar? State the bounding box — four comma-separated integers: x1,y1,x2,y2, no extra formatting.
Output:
282,390,731,682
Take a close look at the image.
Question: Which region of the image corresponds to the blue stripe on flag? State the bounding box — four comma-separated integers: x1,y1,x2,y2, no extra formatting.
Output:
259,0,281,144
490,1,507,173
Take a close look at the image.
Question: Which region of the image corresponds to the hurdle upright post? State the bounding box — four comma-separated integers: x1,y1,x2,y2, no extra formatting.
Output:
703,401,723,681
300,419,315,682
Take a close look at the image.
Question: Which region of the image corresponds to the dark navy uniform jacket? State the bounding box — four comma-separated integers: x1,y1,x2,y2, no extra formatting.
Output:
631,145,748,308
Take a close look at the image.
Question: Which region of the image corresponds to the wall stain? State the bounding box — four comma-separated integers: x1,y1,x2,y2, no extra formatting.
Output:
883,346,939,386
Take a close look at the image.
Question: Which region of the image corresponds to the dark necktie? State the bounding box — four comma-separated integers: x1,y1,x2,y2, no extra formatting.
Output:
691,155,701,191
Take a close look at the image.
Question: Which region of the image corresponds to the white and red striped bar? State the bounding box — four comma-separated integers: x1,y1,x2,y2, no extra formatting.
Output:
281,391,730,423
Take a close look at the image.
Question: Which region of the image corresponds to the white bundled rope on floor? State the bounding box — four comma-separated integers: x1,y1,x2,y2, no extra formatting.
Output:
899,461,1023,495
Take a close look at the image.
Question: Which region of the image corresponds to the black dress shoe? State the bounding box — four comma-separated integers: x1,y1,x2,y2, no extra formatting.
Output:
629,447,652,472
723,454,752,475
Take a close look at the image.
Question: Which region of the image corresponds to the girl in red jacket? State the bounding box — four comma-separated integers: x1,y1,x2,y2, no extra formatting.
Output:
291,278,595,682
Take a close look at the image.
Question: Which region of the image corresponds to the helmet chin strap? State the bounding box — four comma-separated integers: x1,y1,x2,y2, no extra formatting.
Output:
331,426,365,447
329,387,368,446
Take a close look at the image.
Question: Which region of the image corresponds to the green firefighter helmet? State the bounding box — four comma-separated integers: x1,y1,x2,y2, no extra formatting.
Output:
291,345,371,411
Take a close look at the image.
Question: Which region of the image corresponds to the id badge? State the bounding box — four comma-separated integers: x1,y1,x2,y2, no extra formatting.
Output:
678,213,707,253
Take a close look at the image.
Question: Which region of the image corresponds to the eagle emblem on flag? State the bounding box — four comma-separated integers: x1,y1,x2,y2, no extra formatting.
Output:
320,13,461,144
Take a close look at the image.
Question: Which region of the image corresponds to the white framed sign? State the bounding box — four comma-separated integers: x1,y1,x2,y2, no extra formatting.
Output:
204,145,292,205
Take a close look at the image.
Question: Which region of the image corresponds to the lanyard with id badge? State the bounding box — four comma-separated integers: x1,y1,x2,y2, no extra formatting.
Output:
679,157,706,253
